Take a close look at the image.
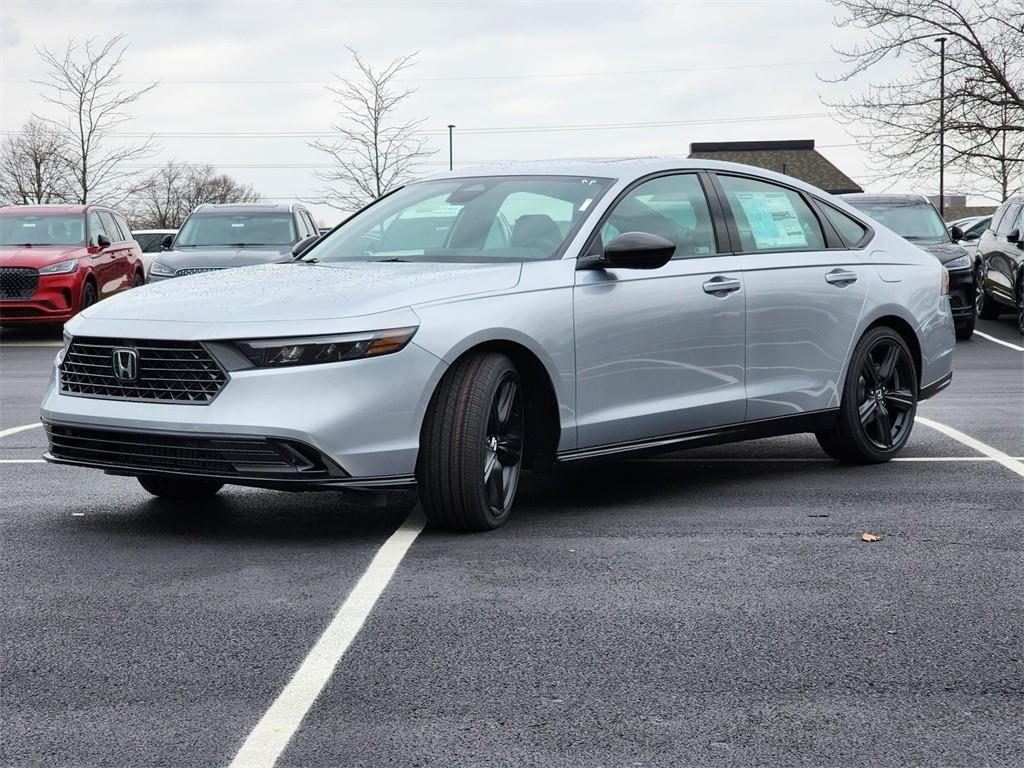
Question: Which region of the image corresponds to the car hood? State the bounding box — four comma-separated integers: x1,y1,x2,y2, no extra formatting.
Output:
917,241,969,265
0,245,84,267
157,246,293,270
75,261,523,337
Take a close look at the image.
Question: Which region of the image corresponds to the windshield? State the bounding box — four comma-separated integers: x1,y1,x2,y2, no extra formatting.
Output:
309,175,613,264
175,213,296,247
0,213,86,246
848,201,949,244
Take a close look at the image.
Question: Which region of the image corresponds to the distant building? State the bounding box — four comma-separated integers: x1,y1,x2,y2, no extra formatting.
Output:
688,139,863,195
927,194,996,222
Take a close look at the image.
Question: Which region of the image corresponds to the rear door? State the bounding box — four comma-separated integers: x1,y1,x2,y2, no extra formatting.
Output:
984,202,1022,305
87,212,119,298
711,173,869,421
573,172,747,449
98,211,132,292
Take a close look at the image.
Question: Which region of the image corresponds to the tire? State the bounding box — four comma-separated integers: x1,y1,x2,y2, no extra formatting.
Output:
138,475,224,499
132,271,145,288
80,281,98,313
1017,284,1024,336
418,352,525,531
976,267,1000,319
954,311,975,340
816,326,918,464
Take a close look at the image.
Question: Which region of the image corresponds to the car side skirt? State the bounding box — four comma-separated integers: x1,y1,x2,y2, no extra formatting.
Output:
557,409,840,463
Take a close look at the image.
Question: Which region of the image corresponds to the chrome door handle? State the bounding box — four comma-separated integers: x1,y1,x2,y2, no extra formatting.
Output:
702,276,742,295
825,269,858,286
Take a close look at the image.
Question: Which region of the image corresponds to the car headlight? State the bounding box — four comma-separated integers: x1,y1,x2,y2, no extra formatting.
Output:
39,259,78,275
150,261,175,276
235,327,418,368
55,330,72,366
944,254,971,271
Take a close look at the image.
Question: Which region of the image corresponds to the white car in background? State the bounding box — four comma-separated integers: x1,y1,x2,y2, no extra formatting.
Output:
131,229,177,279
948,216,992,260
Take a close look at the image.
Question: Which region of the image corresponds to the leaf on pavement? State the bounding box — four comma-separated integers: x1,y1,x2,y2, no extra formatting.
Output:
861,532,881,542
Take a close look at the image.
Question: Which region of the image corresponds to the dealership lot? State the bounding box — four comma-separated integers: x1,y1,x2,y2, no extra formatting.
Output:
1,319,1022,767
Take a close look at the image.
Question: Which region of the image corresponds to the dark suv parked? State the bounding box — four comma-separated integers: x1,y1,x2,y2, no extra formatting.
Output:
148,203,319,281
975,196,1024,334
841,194,977,339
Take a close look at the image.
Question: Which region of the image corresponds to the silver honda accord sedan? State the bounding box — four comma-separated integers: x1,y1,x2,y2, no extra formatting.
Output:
41,159,955,530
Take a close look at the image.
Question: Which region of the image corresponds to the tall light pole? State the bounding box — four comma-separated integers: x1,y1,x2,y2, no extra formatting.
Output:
934,36,947,219
447,124,455,171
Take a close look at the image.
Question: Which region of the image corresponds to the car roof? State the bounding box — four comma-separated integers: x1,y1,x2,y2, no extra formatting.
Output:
131,229,177,234
838,193,934,205
0,204,90,215
192,203,304,214
415,157,847,200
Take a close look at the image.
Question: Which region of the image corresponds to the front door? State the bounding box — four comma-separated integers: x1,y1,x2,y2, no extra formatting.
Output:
712,173,868,420
573,173,746,449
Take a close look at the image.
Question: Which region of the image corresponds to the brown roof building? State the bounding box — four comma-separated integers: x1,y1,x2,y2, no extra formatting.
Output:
688,139,863,195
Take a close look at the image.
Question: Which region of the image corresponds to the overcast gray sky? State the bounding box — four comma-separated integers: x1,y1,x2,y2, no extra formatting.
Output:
2,0,920,224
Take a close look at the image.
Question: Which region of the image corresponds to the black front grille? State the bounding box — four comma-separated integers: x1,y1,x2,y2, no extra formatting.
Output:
0,268,39,300
60,337,228,404
176,267,223,277
45,423,339,478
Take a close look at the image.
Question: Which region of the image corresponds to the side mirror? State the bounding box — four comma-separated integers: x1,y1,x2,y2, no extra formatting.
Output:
161,234,174,250
600,232,676,269
949,225,965,242
95,234,111,249
1008,228,1021,245
963,231,980,242
291,234,319,258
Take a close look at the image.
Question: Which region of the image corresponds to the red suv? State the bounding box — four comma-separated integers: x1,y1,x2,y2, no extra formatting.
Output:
0,205,144,326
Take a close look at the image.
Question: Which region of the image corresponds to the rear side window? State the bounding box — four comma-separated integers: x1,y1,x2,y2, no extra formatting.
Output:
821,204,868,246
717,175,825,252
596,173,718,258
996,204,1021,235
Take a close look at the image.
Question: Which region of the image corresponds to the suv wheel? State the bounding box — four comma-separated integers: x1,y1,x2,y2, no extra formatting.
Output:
816,327,917,463
80,282,97,312
418,352,524,531
1017,282,1024,336
132,271,144,288
138,475,224,499
976,267,1000,319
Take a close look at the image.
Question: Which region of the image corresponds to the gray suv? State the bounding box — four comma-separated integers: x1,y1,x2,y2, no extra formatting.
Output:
975,196,1024,334
149,203,319,281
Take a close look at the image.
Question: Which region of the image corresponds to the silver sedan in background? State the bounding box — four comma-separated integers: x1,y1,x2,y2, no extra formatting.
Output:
42,159,955,530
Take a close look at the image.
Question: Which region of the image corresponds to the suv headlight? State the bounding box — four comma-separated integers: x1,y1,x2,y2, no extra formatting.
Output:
235,327,418,367
150,261,175,276
944,254,971,271
39,259,78,275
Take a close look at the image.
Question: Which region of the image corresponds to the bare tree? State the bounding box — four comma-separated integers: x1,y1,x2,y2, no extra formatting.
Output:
307,48,435,211
0,118,73,205
130,160,261,229
34,35,158,206
824,0,1024,198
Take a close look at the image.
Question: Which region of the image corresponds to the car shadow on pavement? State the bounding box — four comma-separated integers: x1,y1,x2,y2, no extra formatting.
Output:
66,489,412,544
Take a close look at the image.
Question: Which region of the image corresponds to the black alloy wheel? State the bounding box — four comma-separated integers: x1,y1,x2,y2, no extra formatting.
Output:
816,326,918,464
132,271,145,288
975,265,1000,319
855,338,916,451
80,282,97,312
482,371,524,517
418,352,526,531
1017,283,1024,336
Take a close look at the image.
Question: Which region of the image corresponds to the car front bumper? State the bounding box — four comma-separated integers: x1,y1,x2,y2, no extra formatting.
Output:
40,341,447,482
947,266,975,320
0,273,82,324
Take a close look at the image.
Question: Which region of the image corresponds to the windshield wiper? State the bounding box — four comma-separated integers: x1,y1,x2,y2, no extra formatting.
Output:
374,257,411,262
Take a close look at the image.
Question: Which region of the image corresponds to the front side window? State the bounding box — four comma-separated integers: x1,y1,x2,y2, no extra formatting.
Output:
594,173,717,258
98,212,121,242
998,204,1023,235
0,214,86,246
175,213,298,247
113,213,132,242
846,200,949,244
88,212,108,245
309,175,613,264
718,175,825,252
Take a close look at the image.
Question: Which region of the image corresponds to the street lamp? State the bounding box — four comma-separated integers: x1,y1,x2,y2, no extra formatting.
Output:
447,124,455,171
934,36,947,219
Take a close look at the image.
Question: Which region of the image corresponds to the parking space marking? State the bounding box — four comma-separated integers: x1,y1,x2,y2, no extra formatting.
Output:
974,330,1024,352
229,506,425,768
0,459,46,464
0,422,42,439
634,456,1024,463
0,341,63,348
917,416,1024,478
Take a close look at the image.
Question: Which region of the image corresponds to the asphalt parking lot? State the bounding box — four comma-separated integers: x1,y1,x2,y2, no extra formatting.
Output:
2,318,1022,768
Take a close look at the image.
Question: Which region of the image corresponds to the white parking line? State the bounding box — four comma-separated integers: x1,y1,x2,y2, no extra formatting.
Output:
634,456,1024,463
229,507,426,768
0,341,63,348
0,422,42,439
916,416,1024,478
0,459,46,464
974,330,1024,352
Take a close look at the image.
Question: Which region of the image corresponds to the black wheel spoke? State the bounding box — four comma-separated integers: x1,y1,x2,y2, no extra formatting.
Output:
877,343,900,383
859,397,879,426
874,404,893,447
483,452,503,511
884,389,915,412
494,380,517,427
862,358,881,387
